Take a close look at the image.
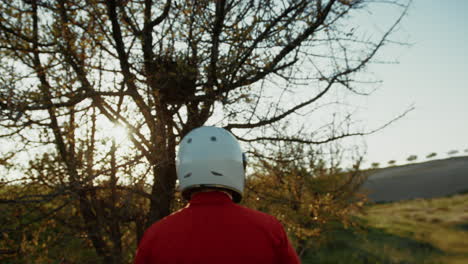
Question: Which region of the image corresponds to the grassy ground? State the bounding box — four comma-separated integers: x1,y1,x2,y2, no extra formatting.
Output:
303,193,468,264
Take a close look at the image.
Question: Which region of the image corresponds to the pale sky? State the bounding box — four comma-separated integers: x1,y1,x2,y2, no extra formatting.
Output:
2,0,466,175
359,0,468,167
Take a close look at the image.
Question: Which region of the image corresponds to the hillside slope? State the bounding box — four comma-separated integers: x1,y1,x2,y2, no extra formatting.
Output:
362,156,468,202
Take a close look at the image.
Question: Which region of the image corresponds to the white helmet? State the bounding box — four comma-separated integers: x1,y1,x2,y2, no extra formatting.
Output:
176,126,246,203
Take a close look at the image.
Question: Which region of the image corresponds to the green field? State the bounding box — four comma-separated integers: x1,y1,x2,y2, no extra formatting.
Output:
303,193,468,264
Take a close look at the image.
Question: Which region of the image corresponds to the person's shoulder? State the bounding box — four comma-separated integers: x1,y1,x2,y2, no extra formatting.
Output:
144,206,190,233
136,207,190,260
233,204,283,227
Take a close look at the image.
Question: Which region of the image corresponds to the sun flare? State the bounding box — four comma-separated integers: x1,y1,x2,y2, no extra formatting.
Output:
108,124,129,142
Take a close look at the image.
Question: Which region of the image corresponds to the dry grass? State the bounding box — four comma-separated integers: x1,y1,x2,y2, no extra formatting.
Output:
364,193,468,264
303,193,468,264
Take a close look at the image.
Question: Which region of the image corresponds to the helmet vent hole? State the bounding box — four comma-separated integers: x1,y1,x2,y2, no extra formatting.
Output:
184,172,192,178
211,171,223,176
210,136,217,141
187,138,192,143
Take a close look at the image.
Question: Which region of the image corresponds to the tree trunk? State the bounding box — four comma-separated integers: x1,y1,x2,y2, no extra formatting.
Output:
146,159,177,228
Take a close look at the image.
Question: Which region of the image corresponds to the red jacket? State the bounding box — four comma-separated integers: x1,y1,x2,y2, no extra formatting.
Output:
134,191,300,264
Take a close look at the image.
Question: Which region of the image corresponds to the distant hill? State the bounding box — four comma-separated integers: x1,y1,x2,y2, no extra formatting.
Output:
362,156,468,202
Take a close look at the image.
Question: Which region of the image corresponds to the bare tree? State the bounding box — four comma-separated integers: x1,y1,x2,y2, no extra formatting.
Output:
0,0,410,262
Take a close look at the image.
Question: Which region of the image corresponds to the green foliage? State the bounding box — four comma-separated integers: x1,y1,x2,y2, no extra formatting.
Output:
0,184,139,263
426,152,437,159
243,143,367,257
1,185,90,263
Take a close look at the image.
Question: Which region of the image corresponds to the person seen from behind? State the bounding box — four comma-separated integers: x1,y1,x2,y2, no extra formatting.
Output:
134,126,301,264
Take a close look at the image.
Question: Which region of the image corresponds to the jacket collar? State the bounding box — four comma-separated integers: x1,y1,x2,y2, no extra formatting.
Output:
189,191,233,205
